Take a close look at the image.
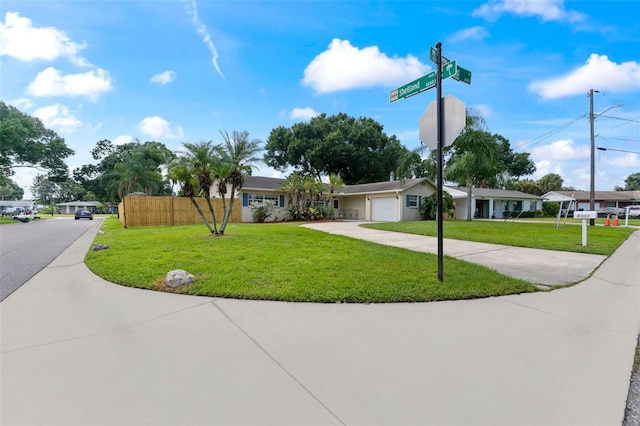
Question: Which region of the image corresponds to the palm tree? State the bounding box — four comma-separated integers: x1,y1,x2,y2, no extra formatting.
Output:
445,130,503,220
180,141,219,234
278,171,304,219
217,130,262,234
326,173,344,215
109,148,163,200
167,156,216,235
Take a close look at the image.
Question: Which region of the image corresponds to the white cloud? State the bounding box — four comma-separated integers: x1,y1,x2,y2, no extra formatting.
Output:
290,107,319,121
8,97,33,109
302,38,430,94
150,70,177,85
473,0,585,23
0,12,88,66
449,26,489,43
139,116,184,139
113,135,135,145
532,159,563,180
600,152,640,168
532,139,589,161
33,104,82,133
470,104,493,119
26,67,113,101
529,54,640,100
182,0,224,79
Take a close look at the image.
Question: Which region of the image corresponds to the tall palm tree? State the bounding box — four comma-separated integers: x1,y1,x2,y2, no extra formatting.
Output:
278,171,303,208
445,130,503,220
167,156,216,235
109,148,162,200
180,141,219,234
327,173,344,217
217,130,262,234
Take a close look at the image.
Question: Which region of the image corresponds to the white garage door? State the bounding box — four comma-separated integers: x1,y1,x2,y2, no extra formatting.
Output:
371,197,398,222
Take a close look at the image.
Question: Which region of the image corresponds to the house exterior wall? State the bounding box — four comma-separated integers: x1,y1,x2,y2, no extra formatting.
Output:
239,191,287,222
338,196,365,220
401,183,436,221
454,198,470,220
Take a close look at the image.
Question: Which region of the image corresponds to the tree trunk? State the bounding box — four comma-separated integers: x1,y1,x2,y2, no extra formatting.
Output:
219,185,238,234
189,197,215,234
204,197,219,234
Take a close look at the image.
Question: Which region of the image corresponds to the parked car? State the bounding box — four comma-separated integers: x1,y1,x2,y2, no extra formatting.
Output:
596,207,626,218
626,205,640,218
74,210,93,220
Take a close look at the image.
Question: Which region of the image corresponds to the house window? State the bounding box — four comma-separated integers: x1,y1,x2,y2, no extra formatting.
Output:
246,193,281,207
406,195,420,208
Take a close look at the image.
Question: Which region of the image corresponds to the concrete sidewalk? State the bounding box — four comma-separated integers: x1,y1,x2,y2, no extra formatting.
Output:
1,221,639,425
303,221,606,286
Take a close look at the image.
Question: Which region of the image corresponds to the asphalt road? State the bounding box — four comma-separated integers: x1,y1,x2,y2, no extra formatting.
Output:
0,217,101,301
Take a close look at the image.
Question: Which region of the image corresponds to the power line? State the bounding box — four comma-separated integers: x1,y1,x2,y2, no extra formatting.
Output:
597,136,640,143
515,113,587,151
597,115,640,123
607,115,640,131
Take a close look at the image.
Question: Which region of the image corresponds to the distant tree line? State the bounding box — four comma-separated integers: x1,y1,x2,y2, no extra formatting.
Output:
2,102,639,218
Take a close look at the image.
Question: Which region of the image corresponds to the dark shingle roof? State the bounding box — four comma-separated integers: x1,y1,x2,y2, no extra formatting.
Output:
242,176,433,194
243,176,287,190
458,187,542,199
339,178,432,195
553,190,640,202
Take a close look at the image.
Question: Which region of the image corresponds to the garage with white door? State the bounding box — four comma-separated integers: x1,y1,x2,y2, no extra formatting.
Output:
370,197,398,221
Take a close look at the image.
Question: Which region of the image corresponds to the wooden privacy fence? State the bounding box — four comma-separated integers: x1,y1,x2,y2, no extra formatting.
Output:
118,196,241,228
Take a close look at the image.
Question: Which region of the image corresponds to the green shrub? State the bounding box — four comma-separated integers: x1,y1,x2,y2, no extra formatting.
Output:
542,201,560,217
250,200,275,223
420,192,454,220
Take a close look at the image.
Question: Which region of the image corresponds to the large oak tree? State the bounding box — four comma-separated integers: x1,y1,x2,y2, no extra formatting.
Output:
264,113,408,185
0,101,74,184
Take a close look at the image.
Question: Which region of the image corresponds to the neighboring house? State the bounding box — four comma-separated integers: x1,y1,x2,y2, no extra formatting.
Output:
57,201,100,214
450,187,544,220
0,200,35,214
233,176,437,222
545,190,640,211
334,178,437,222
542,192,576,217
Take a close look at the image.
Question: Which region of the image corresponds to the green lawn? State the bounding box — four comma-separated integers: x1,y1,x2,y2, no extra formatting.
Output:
85,218,539,303
362,220,635,255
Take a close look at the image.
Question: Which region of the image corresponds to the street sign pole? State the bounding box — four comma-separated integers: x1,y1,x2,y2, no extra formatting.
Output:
435,41,444,282
392,42,472,283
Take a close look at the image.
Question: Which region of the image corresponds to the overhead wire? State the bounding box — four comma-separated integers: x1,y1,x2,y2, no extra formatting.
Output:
514,113,587,151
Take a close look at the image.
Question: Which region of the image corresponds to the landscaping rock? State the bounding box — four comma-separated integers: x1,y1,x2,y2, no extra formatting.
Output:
93,244,109,251
166,269,195,288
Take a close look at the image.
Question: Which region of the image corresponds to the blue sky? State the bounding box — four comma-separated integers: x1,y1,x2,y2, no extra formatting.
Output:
2,0,639,198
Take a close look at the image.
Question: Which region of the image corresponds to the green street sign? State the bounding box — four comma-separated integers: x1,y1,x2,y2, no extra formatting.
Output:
454,65,472,84
429,46,439,64
389,71,436,103
442,60,457,80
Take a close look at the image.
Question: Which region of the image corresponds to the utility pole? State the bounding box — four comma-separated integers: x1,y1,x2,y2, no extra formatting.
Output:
589,89,598,226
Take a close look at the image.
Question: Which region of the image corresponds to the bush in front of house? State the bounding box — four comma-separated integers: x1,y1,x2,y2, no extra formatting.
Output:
542,201,560,217
420,192,455,220
250,200,275,223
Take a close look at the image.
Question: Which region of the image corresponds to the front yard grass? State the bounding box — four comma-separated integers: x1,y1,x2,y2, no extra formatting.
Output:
362,220,635,256
86,218,539,303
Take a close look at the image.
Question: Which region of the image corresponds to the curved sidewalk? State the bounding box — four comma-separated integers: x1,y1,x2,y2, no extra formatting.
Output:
303,221,607,286
1,221,639,425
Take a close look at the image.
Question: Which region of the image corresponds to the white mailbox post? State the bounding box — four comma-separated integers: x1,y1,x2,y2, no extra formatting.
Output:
573,211,597,246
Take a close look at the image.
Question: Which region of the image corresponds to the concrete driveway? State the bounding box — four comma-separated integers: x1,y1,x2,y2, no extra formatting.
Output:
1,221,638,425
303,221,607,286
